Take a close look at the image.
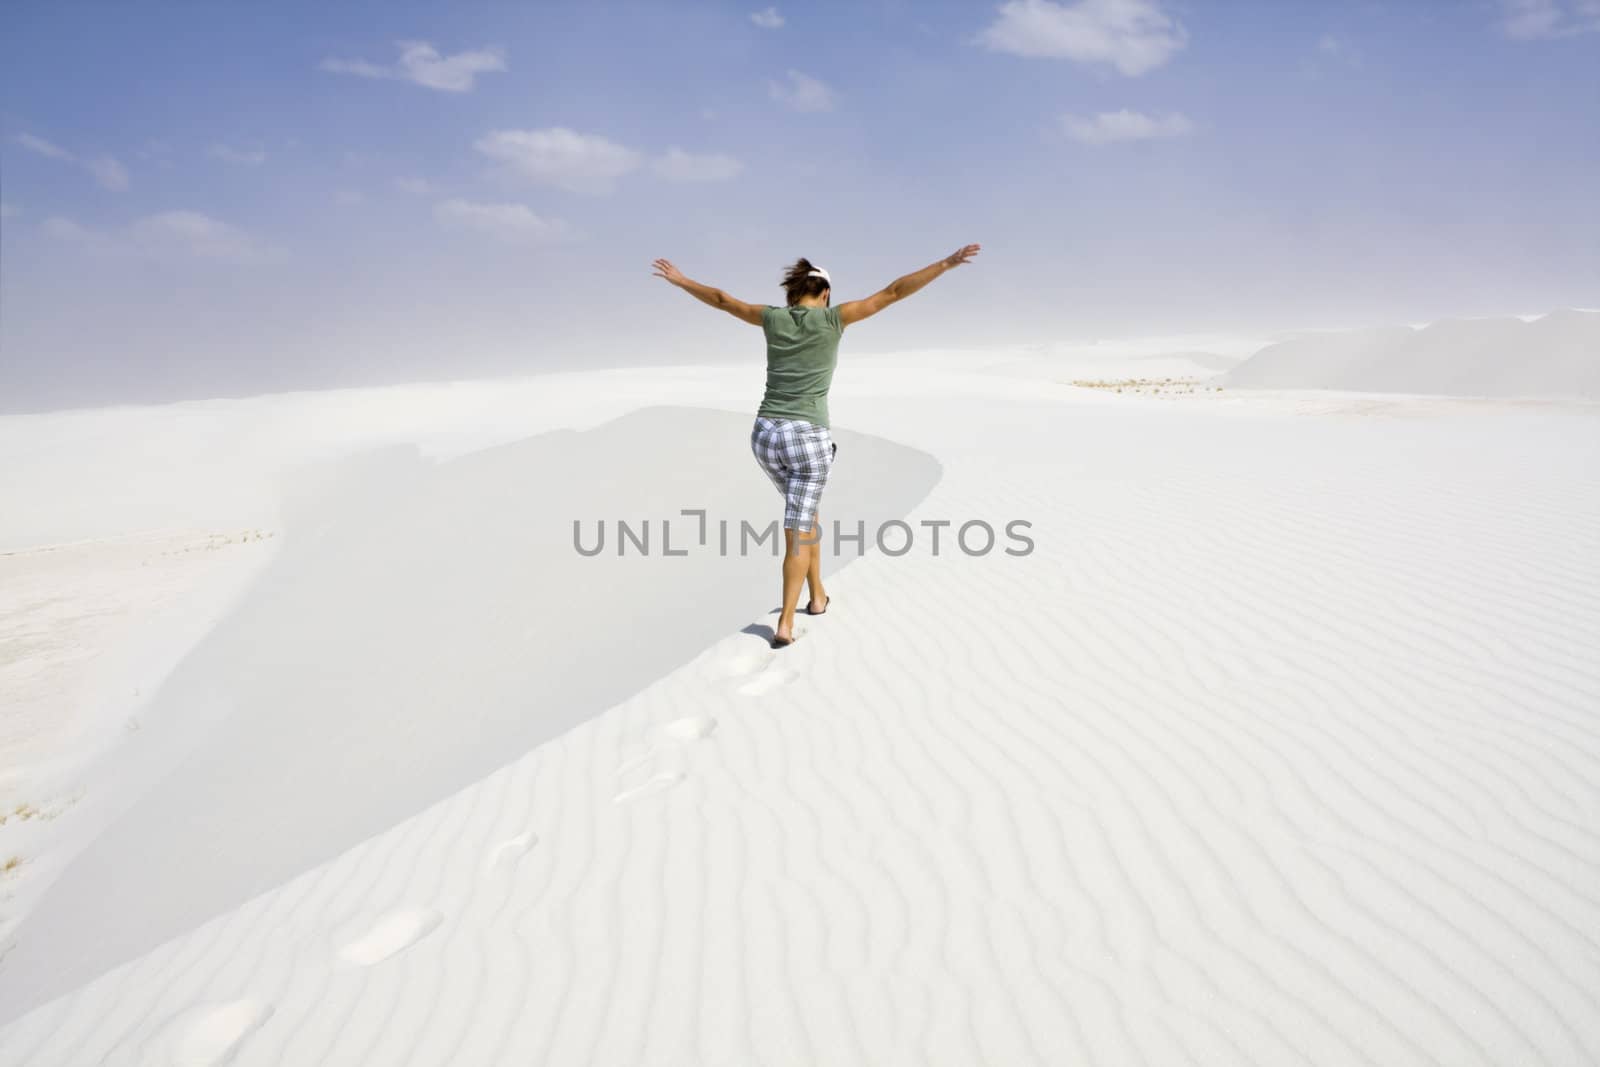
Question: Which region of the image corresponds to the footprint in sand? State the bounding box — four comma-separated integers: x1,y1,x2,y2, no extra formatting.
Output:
660,714,719,741
737,667,799,697
612,770,688,805
141,998,273,1067
713,651,769,679
614,748,655,777
483,832,538,877
614,715,719,776
336,908,443,967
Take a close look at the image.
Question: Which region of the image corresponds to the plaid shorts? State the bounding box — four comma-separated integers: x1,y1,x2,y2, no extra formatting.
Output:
750,417,836,532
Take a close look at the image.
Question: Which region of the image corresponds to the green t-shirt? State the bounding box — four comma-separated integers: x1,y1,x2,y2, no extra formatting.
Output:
757,303,842,428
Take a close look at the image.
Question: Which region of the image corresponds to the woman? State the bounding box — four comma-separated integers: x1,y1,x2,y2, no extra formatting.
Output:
651,244,981,648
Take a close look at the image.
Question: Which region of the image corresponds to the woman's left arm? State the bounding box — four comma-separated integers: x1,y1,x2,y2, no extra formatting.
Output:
652,258,764,326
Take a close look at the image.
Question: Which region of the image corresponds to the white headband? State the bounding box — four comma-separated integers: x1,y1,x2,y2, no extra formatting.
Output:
807,267,831,284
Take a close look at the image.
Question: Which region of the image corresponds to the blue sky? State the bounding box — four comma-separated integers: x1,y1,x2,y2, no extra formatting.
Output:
2,0,1596,410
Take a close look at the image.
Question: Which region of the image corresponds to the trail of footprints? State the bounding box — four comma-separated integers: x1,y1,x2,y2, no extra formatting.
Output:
130,615,808,1064
610,613,809,804
137,831,531,1065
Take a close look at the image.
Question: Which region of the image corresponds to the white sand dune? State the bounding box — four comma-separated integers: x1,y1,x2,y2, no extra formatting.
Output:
1,358,1598,1065
0,407,938,1012
1224,308,1600,398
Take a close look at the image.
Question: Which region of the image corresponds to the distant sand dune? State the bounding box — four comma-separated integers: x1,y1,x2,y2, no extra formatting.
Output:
1132,350,1243,373
1224,308,1600,398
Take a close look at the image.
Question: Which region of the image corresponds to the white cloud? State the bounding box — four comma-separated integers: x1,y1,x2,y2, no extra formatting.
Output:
394,176,432,194
86,156,130,190
14,133,129,191
1,202,19,219
320,40,507,92
16,133,73,160
768,69,836,112
652,147,744,182
474,127,643,194
1307,32,1362,71
434,199,570,244
321,57,389,79
43,210,276,263
1060,109,1195,144
974,0,1187,76
333,189,367,207
210,142,267,166
1498,0,1600,38
750,6,785,29
41,216,98,243
130,211,267,260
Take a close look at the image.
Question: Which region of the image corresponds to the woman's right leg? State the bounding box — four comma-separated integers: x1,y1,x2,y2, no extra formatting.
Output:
762,418,830,644
775,526,811,644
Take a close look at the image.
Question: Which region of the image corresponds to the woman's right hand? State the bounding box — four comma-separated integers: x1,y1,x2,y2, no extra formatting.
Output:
944,243,981,268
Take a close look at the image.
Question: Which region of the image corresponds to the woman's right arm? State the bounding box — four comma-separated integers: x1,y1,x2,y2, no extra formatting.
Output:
838,244,981,328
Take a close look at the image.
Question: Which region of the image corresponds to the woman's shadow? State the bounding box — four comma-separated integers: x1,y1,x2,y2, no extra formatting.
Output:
741,619,778,643
741,606,795,644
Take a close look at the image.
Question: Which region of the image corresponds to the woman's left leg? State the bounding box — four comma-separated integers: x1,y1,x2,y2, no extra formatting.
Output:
805,508,827,613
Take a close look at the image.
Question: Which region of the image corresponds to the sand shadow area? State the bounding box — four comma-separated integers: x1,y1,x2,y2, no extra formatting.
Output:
0,404,940,1018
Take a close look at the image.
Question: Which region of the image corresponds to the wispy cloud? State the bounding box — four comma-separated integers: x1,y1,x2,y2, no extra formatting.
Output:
1305,32,1362,72
1497,0,1600,38
40,217,97,243
43,210,278,262
1060,109,1195,144
0,202,18,219
652,147,744,182
974,0,1187,76
475,127,642,194
434,199,572,244
333,189,366,207
750,6,785,29
394,176,432,195
85,157,130,191
768,69,836,112
210,142,267,166
16,133,73,160
130,211,267,259
320,40,507,92
15,133,130,190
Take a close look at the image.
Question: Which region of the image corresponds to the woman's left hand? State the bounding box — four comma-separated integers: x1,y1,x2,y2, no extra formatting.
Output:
651,258,687,287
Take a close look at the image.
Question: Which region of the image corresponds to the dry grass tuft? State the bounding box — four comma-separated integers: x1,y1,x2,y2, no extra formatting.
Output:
1070,376,1224,396
0,804,40,827
162,529,277,557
